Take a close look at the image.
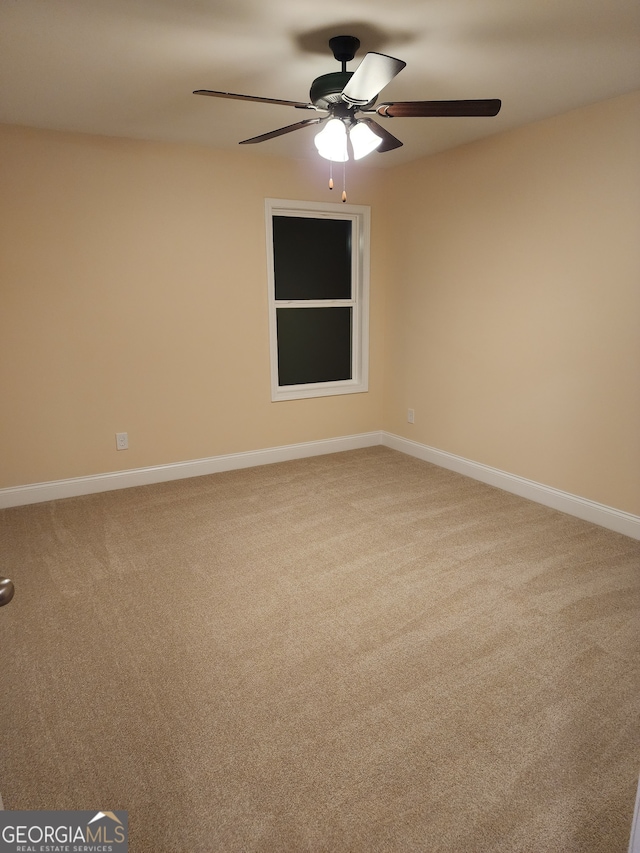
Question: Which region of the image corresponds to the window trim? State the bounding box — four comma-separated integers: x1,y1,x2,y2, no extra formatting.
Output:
265,198,370,402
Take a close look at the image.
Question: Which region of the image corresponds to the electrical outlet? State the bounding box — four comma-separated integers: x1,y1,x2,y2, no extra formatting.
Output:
407,409,415,424
116,432,128,451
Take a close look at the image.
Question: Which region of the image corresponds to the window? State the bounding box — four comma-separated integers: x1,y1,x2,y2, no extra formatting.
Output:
265,198,370,401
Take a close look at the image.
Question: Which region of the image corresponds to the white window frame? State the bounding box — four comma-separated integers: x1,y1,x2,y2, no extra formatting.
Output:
265,198,370,402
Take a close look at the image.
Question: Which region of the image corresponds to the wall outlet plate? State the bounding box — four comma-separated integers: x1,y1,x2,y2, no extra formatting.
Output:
116,432,128,450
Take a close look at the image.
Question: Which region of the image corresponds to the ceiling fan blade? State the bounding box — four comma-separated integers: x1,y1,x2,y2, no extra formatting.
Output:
193,89,316,111
375,99,502,118
341,52,406,106
239,117,325,145
359,118,403,152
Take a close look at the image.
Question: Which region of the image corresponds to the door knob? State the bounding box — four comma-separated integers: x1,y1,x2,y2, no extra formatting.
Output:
0,577,15,607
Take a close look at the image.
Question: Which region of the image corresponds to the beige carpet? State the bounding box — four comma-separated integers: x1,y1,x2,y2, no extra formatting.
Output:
0,447,639,852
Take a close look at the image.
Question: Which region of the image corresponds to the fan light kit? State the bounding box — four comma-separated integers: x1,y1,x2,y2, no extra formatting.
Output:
194,35,501,201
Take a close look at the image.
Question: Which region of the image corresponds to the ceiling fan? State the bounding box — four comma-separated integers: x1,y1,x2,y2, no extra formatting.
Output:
194,35,501,161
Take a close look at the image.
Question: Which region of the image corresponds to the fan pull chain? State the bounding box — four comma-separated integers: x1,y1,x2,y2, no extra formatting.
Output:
327,161,346,201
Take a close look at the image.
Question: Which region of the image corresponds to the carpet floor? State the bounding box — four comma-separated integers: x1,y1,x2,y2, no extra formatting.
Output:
0,447,639,852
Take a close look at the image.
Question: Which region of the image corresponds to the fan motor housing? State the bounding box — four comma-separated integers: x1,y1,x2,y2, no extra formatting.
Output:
309,72,353,109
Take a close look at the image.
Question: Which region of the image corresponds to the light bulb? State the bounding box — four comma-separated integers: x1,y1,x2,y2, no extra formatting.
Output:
314,119,349,162
349,121,383,160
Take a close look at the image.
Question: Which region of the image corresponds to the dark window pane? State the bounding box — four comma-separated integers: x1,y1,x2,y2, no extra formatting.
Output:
273,216,351,300
277,307,352,385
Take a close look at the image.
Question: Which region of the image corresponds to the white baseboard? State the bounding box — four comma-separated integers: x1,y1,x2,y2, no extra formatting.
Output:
1,430,638,540
382,433,640,540
630,774,640,853
0,432,382,510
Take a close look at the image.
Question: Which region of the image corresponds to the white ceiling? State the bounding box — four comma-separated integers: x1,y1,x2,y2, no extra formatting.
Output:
1,0,639,167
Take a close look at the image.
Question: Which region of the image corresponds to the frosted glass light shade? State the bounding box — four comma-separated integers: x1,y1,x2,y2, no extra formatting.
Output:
314,119,349,162
349,121,383,159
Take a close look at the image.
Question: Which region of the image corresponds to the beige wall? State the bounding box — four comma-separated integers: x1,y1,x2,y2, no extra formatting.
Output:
382,91,640,515
1,91,639,516
0,126,386,488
